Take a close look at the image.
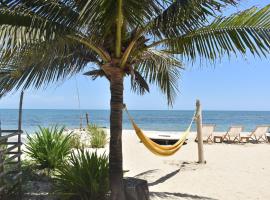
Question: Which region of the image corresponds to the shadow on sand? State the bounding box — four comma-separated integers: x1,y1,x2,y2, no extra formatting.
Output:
148,162,193,186
150,192,217,200
148,168,181,186
134,169,159,178
133,163,212,199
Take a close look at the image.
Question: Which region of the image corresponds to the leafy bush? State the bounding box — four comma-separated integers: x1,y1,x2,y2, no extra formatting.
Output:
87,124,108,148
25,126,73,174
55,150,109,200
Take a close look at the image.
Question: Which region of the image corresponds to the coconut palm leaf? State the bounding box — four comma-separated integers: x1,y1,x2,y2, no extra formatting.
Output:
152,5,270,61
0,9,76,63
78,0,163,36
1,0,81,29
0,37,97,96
84,69,108,80
146,0,238,38
130,70,150,95
135,49,183,105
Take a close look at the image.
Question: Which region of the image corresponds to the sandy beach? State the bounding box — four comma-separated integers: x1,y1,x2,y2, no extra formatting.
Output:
121,130,270,200
16,129,270,200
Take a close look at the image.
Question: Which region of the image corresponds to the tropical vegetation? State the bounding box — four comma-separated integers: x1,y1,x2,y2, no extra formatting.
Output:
1,1,270,199
70,133,84,150
25,126,73,174
87,124,108,148
55,150,109,200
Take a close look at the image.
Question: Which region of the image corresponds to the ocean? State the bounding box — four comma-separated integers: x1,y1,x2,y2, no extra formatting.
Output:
0,109,270,133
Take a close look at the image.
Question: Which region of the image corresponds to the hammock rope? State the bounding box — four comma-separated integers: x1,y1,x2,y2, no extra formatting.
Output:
124,105,197,156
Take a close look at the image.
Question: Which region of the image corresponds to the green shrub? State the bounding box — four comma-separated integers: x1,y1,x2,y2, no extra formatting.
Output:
70,134,84,150
25,126,73,174
87,124,108,148
55,150,109,200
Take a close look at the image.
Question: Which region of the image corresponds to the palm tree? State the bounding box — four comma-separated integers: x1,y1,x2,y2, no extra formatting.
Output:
1,0,270,199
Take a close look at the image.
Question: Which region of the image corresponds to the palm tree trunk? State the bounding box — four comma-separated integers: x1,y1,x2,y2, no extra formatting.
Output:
109,68,126,200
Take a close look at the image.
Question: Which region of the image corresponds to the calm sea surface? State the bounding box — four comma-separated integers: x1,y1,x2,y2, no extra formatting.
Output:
0,109,270,133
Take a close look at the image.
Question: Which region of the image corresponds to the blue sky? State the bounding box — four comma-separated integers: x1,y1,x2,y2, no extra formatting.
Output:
1,0,270,111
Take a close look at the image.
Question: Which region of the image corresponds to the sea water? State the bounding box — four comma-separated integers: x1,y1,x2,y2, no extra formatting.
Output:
1,109,270,134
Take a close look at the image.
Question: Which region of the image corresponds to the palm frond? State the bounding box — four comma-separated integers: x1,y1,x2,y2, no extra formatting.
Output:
78,0,163,37
0,8,76,61
135,49,183,105
130,70,150,95
156,5,270,62
0,37,94,97
146,0,238,38
84,69,107,80
2,0,81,29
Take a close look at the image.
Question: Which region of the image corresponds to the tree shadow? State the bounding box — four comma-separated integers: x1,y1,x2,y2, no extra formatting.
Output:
148,168,181,187
134,169,159,178
147,161,202,187
150,192,218,200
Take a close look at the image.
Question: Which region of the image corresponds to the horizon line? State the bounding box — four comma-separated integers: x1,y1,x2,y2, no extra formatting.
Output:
1,108,270,112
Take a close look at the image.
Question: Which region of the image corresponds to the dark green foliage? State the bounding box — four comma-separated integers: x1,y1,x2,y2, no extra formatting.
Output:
55,150,109,200
87,124,108,148
24,126,73,174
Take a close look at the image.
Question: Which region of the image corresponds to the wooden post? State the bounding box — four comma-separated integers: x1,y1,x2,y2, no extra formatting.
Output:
196,100,205,164
18,91,24,199
18,91,24,154
80,116,83,130
86,113,90,125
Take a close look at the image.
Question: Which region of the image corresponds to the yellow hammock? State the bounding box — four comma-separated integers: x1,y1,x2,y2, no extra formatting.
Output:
124,106,196,156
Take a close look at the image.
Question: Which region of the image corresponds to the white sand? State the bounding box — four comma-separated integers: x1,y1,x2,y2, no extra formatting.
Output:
16,129,270,199
122,130,270,200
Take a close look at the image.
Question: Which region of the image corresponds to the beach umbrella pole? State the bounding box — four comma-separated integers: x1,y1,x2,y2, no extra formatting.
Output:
196,100,205,164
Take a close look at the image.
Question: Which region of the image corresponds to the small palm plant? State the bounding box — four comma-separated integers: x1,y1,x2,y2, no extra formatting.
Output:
87,124,108,148
25,126,73,175
55,150,109,200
